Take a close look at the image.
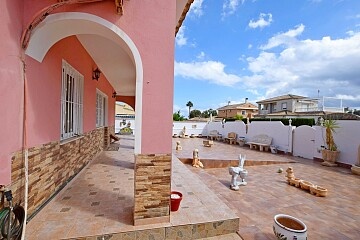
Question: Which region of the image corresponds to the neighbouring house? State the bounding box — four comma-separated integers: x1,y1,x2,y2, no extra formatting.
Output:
217,98,258,119
256,94,345,119
0,0,194,227
116,102,135,119
115,102,135,133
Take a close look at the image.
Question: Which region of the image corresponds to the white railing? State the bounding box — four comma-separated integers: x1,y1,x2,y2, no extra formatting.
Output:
294,107,321,112
259,110,269,115
322,107,344,113
295,107,344,113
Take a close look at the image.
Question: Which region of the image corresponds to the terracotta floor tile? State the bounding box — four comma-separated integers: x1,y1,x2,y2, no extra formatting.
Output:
25,137,360,239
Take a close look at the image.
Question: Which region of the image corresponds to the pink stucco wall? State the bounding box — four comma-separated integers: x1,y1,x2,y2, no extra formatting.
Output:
23,0,176,154
0,0,23,185
1,0,175,184
26,35,115,147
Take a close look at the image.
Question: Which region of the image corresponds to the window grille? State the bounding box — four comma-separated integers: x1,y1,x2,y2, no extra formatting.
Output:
61,60,83,140
96,90,107,127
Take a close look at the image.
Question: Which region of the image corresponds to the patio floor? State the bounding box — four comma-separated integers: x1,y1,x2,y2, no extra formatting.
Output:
25,136,360,239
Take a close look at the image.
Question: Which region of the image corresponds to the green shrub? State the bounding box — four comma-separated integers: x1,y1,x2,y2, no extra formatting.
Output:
119,127,133,135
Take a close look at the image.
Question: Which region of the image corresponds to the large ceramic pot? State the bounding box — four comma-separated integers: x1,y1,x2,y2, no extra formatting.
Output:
273,214,307,240
321,149,339,166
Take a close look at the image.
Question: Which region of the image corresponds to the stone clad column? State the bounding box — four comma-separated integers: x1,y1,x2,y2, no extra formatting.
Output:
134,153,171,225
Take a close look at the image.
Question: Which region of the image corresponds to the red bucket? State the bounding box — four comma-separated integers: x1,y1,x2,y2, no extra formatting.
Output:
170,191,183,212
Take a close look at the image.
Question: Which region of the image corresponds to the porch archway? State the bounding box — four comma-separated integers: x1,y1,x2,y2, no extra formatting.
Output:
25,12,143,153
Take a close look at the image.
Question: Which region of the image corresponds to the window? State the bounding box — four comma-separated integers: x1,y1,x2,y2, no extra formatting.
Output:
61,60,84,140
96,90,107,127
241,110,246,115
282,102,287,110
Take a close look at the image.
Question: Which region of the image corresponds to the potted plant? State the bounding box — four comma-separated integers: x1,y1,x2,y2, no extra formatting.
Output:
321,119,340,166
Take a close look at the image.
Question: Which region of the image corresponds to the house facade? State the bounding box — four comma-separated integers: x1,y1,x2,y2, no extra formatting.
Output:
0,0,193,226
217,99,258,119
256,94,346,119
256,94,320,115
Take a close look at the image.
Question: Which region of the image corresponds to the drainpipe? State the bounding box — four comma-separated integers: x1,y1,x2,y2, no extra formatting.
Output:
20,57,29,240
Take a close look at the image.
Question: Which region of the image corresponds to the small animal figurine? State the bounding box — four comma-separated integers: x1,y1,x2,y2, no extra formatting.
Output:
176,141,182,151
192,149,204,168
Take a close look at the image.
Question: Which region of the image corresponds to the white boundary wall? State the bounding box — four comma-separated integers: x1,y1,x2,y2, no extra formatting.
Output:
117,120,360,166
247,121,294,154
172,121,208,136
196,120,360,166
313,121,360,166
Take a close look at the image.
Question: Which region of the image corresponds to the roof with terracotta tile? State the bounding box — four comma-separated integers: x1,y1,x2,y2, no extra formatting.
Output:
217,102,258,111
256,94,306,104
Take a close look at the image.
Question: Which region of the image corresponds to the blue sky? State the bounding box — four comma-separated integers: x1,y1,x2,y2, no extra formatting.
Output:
174,0,360,116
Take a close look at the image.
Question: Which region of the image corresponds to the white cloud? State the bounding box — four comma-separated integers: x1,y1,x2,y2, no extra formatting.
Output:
247,89,260,95
197,51,205,60
176,26,187,46
260,24,305,50
243,29,360,105
175,23,360,108
189,0,204,17
174,61,242,86
248,44,253,49
222,0,243,17
347,30,355,36
248,13,273,29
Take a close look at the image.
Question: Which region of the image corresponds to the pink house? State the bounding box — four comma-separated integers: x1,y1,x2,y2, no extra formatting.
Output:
1,0,193,226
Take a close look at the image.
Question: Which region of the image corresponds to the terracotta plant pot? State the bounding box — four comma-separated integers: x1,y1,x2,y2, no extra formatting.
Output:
300,180,313,191
170,191,183,212
310,185,328,197
273,214,307,240
321,149,340,166
289,178,302,188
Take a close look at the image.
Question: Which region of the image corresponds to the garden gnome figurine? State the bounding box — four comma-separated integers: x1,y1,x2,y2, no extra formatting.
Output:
285,167,295,183
176,141,182,151
192,149,204,168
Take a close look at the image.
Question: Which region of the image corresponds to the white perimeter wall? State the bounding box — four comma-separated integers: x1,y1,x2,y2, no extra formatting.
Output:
313,121,360,166
116,120,360,166
173,121,208,136
203,120,359,166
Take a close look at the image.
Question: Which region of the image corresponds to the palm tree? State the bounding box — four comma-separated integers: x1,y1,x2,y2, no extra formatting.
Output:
324,119,339,151
186,101,193,118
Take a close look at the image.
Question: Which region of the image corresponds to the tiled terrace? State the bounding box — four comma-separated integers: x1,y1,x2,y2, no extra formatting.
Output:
25,136,360,239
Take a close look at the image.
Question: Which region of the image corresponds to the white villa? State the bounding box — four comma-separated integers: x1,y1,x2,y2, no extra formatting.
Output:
256,94,345,119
